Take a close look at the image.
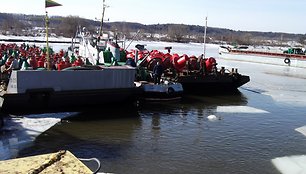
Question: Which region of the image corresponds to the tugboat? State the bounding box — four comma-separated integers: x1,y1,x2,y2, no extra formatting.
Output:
68,0,184,102
70,28,184,101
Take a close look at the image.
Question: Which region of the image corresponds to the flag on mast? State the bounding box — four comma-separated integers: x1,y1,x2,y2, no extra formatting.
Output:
45,0,62,8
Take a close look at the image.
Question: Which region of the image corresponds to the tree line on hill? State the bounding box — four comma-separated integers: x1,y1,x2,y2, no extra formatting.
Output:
0,13,305,46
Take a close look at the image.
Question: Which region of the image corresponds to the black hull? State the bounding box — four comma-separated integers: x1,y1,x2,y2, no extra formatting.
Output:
141,91,183,101
177,74,250,95
0,88,141,115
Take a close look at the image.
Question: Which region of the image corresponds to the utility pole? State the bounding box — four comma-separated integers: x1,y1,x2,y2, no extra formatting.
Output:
203,16,208,58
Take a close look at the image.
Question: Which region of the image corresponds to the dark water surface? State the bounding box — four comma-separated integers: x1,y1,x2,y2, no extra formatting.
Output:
18,90,306,174
18,43,306,174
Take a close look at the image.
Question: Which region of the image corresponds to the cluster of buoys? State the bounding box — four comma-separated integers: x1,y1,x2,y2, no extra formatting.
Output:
126,49,150,60
0,43,218,74
0,43,84,71
125,49,217,73
0,43,42,70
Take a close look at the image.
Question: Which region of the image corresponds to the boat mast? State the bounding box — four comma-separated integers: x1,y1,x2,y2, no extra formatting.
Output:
203,16,208,58
99,0,107,36
45,0,62,70
45,11,51,70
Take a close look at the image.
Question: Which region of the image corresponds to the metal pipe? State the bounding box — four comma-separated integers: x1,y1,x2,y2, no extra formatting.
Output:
79,158,101,174
125,30,141,50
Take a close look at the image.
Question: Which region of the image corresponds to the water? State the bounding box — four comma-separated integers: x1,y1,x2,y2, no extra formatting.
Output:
16,42,306,174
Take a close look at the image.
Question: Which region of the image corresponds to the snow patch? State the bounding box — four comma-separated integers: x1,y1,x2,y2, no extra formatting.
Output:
207,115,218,121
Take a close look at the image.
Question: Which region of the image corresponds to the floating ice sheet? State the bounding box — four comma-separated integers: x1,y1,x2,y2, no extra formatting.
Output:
272,155,306,174
13,117,61,137
0,117,61,160
216,106,269,114
295,126,306,137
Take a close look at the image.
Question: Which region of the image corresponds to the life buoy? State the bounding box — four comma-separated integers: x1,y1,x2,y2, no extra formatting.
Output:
284,58,290,64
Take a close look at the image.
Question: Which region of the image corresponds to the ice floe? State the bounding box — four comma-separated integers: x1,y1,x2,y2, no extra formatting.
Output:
272,155,306,174
207,115,222,122
0,117,61,160
295,126,306,137
216,106,269,114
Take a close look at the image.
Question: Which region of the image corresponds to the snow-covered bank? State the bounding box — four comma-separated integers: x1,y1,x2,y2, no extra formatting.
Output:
0,35,72,42
0,34,72,52
127,40,219,57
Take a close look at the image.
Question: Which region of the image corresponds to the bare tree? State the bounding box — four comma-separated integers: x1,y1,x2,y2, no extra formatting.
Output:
298,34,306,45
167,24,188,42
57,16,88,37
0,15,28,35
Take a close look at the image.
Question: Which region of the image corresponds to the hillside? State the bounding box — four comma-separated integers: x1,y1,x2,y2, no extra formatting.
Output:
0,13,305,46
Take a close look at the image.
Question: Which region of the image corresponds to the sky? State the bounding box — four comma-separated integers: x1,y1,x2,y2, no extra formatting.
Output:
1,0,306,34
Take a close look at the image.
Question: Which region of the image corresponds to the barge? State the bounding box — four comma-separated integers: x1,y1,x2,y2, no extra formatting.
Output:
132,46,250,95
219,46,306,68
0,65,139,114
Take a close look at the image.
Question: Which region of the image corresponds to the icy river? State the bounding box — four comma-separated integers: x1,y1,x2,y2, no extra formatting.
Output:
1,41,306,174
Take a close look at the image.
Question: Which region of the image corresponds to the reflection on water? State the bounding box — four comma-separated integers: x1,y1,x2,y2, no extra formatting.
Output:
11,91,256,173
16,85,306,174
18,110,142,169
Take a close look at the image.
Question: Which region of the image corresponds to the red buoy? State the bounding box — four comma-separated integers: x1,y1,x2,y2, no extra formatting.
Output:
173,54,189,72
205,57,217,72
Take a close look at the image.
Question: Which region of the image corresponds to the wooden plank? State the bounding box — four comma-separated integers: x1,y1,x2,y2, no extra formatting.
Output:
0,150,93,174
